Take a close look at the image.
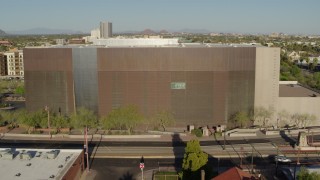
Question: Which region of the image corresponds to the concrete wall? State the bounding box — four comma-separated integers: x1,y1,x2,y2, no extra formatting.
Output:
254,47,280,110
278,97,320,125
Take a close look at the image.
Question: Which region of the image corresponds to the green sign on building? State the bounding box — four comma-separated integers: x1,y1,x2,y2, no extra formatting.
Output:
171,82,186,89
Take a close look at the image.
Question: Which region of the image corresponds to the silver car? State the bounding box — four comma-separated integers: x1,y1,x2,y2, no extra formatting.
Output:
275,155,292,163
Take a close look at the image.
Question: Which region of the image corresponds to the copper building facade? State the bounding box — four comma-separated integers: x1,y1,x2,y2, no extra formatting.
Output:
24,46,279,127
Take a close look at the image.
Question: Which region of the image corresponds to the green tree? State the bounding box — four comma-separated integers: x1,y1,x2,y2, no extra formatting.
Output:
181,140,211,180
0,111,17,127
101,105,144,134
290,65,301,77
297,166,320,180
70,107,97,133
182,140,208,171
306,57,310,69
152,110,175,131
51,114,70,131
21,110,44,133
15,86,25,96
311,58,319,71
231,111,249,128
100,115,116,131
0,112,5,126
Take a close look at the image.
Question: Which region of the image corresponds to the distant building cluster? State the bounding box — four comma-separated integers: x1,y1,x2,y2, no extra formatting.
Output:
84,21,179,46
0,50,24,78
88,21,113,41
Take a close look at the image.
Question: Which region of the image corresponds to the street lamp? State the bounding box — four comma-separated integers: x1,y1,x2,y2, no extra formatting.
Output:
223,130,226,150
44,106,51,139
84,126,89,173
251,147,254,173
140,156,145,180
276,147,279,176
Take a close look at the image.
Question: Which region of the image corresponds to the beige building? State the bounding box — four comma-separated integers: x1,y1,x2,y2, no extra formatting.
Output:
2,51,24,77
0,52,7,76
277,81,320,126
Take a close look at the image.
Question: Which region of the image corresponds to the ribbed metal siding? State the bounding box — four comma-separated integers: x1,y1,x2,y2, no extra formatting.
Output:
97,47,256,126
72,48,98,113
24,48,74,114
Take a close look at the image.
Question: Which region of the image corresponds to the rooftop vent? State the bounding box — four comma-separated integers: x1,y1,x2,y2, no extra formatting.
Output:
2,152,14,160
20,152,31,160
0,149,11,157
46,150,59,159
35,152,42,157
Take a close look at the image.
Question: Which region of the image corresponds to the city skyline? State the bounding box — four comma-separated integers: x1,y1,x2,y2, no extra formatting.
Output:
1,0,320,35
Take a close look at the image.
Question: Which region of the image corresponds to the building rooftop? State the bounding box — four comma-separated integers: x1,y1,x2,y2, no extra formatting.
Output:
279,84,320,97
213,167,257,180
26,42,263,49
0,148,82,180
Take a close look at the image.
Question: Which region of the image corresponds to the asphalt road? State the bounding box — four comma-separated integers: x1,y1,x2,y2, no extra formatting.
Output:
0,137,274,147
2,135,320,180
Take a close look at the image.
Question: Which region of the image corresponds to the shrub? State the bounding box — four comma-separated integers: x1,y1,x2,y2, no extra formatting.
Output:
214,132,222,138
191,129,203,137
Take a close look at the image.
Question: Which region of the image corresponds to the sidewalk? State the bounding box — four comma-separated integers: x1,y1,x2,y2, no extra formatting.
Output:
2,127,319,143
80,170,97,180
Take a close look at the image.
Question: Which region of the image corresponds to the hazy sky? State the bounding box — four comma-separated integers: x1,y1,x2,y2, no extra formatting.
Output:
1,0,319,34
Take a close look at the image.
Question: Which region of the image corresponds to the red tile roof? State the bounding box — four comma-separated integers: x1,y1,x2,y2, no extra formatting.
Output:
213,167,258,180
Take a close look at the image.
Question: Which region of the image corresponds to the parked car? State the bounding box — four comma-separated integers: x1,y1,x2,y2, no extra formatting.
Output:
274,155,292,163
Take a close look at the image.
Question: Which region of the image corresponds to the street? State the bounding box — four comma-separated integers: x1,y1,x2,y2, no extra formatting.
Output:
2,134,320,179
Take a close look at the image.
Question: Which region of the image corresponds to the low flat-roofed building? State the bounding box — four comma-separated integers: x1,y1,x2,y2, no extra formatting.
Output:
0,148,84,180
279,84,320,97
278,81,320,124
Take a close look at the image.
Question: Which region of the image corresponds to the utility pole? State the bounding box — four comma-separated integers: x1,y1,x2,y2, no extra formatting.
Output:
140,156,145,180
276,147,279,176
45,106,51,139
223,130,226,150
240,146,244,168
312,131,314,145
85,126,89,172
251,147,254,173
297,147,301,165
217,157,220,174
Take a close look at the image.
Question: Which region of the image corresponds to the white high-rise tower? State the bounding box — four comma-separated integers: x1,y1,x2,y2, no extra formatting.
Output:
100,21,112,38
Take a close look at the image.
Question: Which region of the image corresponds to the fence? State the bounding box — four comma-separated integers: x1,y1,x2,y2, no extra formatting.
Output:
153,171,179,180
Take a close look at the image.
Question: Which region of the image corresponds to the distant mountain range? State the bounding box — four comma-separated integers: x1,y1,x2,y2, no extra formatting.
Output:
119,28,211,35
2,27,212,35
6,28,85,35
0,29,7,35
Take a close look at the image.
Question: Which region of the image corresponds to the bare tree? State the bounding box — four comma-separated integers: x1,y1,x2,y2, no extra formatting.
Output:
291,113,303,128
254,106,275,128
301,113,317,129
152,110,175,132
277,110,290,128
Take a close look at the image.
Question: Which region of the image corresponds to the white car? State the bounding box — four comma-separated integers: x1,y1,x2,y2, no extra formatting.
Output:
274,155,292,163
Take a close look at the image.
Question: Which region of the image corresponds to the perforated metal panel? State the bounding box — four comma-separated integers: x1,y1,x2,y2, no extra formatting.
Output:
25,47,257,127
72,48,98,113
97,47,256,126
